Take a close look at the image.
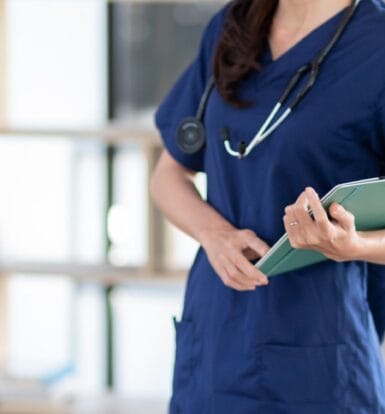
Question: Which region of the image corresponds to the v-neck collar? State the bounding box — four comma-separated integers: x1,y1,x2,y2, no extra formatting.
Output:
259,0,365,77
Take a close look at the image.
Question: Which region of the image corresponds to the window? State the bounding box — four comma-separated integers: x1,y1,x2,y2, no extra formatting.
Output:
1,0,220,408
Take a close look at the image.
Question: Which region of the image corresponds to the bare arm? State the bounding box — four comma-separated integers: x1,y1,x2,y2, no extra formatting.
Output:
149,148,271,290
354,230,385,264
149,148,232,244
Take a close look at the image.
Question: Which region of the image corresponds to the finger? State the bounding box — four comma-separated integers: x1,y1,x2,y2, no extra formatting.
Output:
284,204,301,235
222,267,253,291
328,202,355,231
283,211,300,247
284,203,297,221
305,187,329,224
222,255,257,290
293,191,315,228
283,205,303,248
230,251,269,285
241,231,271,258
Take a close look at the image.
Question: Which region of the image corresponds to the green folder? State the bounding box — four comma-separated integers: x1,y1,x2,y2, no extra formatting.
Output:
255,176,385,277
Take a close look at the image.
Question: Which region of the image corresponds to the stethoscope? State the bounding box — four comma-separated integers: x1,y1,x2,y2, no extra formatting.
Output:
176,0,361,159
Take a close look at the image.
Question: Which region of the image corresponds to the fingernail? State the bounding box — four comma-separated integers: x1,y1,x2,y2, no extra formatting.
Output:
307,187,318,197
335,204,342,213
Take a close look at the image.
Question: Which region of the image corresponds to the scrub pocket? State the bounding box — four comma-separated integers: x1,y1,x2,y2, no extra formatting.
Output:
169,316,201,413
250,342,350,404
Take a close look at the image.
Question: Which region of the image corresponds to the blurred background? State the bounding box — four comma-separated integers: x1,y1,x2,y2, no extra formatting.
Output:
0,0,222,412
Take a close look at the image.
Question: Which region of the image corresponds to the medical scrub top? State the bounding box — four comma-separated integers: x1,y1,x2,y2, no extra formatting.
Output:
153,0,385,412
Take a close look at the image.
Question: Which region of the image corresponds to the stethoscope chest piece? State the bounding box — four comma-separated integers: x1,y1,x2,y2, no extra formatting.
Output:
176,116,205,154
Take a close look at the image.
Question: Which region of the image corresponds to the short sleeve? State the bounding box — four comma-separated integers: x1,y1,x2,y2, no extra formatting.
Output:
153,3,230,173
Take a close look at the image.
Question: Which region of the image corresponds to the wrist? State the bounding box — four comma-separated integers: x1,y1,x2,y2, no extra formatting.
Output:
197,222,235,248
197,228,211,248
348,231,369,261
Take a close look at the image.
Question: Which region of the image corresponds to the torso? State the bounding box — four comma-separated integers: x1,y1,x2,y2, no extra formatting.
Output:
171,1,385,412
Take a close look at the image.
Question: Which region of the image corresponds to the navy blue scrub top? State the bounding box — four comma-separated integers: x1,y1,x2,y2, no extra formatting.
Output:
154,0,385,413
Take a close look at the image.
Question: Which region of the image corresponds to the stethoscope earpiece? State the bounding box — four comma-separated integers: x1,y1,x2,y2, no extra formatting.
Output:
176,116,206,154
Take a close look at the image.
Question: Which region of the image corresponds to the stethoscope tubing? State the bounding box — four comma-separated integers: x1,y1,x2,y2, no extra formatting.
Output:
222,0,361,159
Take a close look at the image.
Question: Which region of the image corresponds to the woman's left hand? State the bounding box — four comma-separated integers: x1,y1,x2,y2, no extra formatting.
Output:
283,186,363,262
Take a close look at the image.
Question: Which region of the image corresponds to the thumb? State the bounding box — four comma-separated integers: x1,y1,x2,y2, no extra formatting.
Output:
329,202,354,230
246,236,271,257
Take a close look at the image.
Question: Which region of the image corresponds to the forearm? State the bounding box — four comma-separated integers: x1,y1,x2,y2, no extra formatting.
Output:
353,229,385,264
150,167,235,245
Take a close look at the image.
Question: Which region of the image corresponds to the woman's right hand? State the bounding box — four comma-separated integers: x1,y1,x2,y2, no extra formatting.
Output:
200,226,271,291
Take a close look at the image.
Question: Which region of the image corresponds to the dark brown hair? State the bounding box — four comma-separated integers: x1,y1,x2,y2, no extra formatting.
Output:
212,0,279,108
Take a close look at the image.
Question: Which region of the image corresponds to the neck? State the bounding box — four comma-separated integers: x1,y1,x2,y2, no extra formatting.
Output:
273,0,352,33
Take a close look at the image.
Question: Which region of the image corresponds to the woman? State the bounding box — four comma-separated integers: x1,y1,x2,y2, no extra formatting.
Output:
150,0,385,412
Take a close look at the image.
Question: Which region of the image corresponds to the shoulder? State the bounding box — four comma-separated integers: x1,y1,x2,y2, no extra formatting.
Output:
364,1,385,110
201,0,233,44
363,0,385,40
348,0,385,66
368,0,385,15
194,1,233,78
208,1,233,27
